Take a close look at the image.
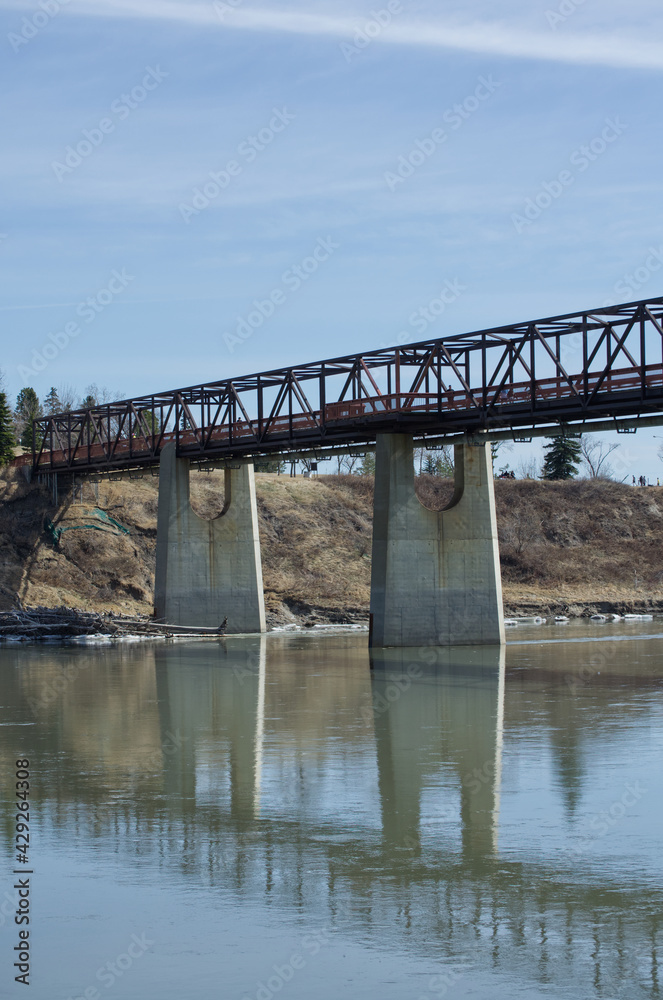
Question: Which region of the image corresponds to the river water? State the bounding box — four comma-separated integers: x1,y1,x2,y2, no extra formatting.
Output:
1,621,662,999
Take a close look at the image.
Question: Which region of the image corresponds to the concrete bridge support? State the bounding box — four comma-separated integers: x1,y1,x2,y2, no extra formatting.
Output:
154,443,266,633
369,434,504,647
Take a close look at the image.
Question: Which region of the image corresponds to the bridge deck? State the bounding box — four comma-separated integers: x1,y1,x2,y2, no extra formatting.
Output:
27,296,663,473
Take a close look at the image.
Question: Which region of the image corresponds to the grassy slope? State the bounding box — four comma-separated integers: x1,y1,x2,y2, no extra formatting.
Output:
1,468,662,621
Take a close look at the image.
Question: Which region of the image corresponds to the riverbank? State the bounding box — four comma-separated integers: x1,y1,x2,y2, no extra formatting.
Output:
1,467,662,627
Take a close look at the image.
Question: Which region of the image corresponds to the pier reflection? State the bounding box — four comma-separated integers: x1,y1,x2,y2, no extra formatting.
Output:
369,646,504,856
0,630,661,998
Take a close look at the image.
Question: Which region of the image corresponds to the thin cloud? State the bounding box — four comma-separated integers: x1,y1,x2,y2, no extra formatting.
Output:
5,0,662,71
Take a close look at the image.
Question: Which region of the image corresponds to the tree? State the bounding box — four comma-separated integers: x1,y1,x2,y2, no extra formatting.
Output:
80,383,117,408
541,434,581,480
359,452,375,476
580,435,620,479
134,409,160,437
255,458,286,474
0,392,16,464
435,446,454,477
335,453,361,475
14,387,42,450
515,456,540,480
56,384,76,412
418,447,453,478
491,439,513,468
44,387,61,415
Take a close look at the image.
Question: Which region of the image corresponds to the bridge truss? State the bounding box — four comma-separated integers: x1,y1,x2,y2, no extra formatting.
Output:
32,296,663,473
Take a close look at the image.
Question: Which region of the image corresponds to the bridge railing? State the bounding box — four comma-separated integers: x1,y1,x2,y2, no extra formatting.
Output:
325,363,663,420
28,361,663,472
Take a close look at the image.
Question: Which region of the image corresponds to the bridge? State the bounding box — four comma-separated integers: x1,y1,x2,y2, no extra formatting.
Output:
24,296,663,645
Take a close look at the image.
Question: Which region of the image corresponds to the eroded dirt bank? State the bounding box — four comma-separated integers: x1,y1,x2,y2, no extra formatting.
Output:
1,469,662,626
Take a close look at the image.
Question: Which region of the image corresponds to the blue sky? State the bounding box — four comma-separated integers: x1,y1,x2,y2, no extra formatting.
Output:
2,0,663,478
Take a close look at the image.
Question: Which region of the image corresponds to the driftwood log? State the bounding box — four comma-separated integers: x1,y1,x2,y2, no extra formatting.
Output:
0,607,227,639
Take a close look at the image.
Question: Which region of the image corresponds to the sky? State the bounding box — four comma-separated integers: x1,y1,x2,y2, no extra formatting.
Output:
2,0,663,479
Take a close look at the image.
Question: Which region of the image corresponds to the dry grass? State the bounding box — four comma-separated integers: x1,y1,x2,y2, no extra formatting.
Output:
256,474,372,612
1,467,663,618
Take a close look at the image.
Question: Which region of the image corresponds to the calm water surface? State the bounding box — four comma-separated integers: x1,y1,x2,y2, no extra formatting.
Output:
1,621,662,999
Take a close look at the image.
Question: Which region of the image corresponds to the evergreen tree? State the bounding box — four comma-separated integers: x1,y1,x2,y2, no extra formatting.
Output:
420,447,453,478
78,394,99,445
134,409,160,436
359,453,376,476
255,458,286,473
541,434,581,480
0,391,16,464
14,387,42,451
44,386,61,415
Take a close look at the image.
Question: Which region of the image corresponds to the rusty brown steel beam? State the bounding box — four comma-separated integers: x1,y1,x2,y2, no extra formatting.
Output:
31,295,663,473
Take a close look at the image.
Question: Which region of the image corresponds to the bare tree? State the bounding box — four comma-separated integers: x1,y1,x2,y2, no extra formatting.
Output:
490,440,514,466
515,456,540,480
56,384,77,412
580,435,620,479
334,453,362,475
503,510,542,554
341,453,362,474
80,383,121,407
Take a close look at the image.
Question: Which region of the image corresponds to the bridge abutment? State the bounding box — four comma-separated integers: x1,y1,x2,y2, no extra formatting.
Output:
369,434,504,647
154,443,266,633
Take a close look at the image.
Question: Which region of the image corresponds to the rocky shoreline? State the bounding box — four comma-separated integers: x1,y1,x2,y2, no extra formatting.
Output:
266,596,663,629
502,598,663,620
2,595,662,641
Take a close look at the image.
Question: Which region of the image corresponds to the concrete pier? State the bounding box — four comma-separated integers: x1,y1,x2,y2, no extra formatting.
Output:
369,434,504,647
154,443,266,633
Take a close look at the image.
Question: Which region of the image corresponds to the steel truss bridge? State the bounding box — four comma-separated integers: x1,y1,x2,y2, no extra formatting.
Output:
30,296,663,474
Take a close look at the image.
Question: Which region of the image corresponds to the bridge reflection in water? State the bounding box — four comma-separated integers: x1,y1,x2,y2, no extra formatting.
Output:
2,632,661,998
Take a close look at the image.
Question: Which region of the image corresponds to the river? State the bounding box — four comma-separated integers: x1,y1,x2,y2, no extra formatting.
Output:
1,620,662,999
